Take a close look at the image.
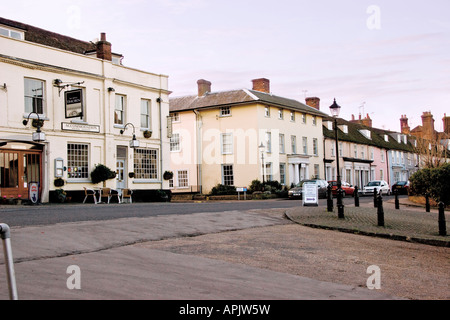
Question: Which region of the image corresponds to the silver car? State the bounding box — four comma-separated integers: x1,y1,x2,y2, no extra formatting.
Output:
361,180,391,196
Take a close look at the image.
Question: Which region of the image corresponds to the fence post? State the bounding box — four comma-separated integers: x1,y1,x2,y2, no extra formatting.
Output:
438,202,447,236
354,186,359,207
327,184,333,212
373,189,378,208
377,193,384,227
394,188,399,210
0,223,18,300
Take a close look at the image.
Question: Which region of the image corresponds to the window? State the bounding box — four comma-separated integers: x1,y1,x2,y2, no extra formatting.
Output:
264,106,270,117
24,78,45,115
221,133,233,154
280,163,286,185
222,164,234,186
115,94,126,125
354,145,358,158
67,143,89,179
331,144,335,157
313,138,318,156
266,131,272,153
361,147,365,159
339,142,343,157
290,111,295,122
140,99,151,129
279,134,285,154
312,116,317,126
278,108,283,120
170,133,180,152
265,162,273,181
134,148,158,180
171,113,180,122
314,164,320,178
0,27,23,40
177,170,189,188
301,113,306,124
302,137,308,155
220,107,231,116
291,136,297,154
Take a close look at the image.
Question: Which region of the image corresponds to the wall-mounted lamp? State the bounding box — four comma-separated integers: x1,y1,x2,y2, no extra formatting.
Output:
53,79,85,96
1,83,6,91
120,123,139,148
23,112,46,142
107,87,115,92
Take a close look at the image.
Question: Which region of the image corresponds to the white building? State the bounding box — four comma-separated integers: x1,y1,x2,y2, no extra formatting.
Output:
0,17,170,202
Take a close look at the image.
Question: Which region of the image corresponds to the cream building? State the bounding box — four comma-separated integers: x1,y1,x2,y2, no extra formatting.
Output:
169,78,328,194
0,17,170,202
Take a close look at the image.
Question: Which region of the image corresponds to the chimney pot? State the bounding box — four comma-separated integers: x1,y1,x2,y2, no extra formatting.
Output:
197,79,211,97
305,97,320,110
96,33,112,61
252,78,270,93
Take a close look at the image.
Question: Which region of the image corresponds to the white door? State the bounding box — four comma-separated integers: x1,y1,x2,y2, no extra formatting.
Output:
116,159,125,190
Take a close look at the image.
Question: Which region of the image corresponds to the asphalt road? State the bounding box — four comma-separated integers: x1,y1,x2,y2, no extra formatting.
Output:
0,195,399,227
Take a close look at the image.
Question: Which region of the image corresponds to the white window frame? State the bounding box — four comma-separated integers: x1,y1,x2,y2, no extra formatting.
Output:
67,143,90,181
177,170,189,188
140,99,151,129
221,133,233,155
222,164,234,186
170,133,181,152
24,78,45,116
220,106,231,117
115,94,126,125
279,134,285,154
133,148,158,180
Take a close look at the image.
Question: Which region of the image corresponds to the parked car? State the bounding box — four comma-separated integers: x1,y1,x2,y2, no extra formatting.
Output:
328,181,355,197
288,179,328,199
361,180,391,196
392,181,410,195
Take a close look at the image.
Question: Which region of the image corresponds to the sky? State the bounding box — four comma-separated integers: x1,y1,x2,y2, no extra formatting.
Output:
3,0,450,132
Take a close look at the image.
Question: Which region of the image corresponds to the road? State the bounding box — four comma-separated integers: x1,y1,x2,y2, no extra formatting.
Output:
0,195,396,227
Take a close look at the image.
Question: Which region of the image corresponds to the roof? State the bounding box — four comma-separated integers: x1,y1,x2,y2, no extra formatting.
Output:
170,89,328,117
323,117,416,152
0,17,96,54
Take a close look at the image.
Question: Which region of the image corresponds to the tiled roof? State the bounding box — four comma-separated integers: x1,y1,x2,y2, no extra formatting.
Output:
170,88,328,117
1,17,96,54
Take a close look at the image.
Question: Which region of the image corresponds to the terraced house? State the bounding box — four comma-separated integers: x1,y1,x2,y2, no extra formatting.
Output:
323,114,419,189
169,78,328,194
0,17,170,202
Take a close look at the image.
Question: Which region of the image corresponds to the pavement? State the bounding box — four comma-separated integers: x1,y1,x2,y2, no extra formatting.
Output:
0,197,447,301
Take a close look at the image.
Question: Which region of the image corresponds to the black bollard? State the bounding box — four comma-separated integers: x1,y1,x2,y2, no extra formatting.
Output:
354,186,359,207
373,188,378,208
425,193,430,213
327,184,333,212
438,202,447,236
394,189,399,210
377,193,384,227
337,188,345,219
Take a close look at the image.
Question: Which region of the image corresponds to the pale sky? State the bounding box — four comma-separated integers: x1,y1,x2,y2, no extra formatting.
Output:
3,0,449,132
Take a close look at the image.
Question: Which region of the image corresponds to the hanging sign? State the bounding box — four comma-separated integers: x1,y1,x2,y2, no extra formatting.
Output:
65,89,83,118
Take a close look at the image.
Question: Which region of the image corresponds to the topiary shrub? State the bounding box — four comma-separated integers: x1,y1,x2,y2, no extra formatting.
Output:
210,184,236,195
410,163,450,205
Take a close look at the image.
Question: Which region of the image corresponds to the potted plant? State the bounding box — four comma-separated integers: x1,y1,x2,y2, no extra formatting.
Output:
163,171,173,180
143,130,152,138
54,178,65,187
91,164,116,187
55,189,67,203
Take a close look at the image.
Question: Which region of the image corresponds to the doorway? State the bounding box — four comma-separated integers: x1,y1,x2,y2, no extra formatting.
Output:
116,146,127,191
0,146,42,200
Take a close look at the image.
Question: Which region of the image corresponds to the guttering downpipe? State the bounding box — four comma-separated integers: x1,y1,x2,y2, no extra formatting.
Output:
157,97,163,188
193,110,202,194
0,223,18,300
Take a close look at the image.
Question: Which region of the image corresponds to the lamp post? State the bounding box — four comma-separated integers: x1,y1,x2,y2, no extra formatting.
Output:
120,123,139,148
329,99,344,219
22,112,46,142
259,142,265,184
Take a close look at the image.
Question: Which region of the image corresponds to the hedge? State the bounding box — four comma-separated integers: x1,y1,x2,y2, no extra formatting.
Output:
409,163,450,205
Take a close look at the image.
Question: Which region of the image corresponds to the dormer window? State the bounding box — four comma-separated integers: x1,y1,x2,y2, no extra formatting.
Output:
0,25,24,40
384,134,389,142
359,129,371,139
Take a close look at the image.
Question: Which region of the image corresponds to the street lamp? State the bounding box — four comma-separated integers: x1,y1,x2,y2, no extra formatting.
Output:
329,99,344,219
22,112,46,142
259,142,265,184
120,123,140,148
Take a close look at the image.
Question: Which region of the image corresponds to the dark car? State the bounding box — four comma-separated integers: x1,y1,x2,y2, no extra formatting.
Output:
327,180,355,197
288,179,328,199
392,181,410,195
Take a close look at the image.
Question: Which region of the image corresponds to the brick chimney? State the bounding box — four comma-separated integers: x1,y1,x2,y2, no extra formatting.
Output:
421,111,435,140
252,78,270,93
400,115,410,134
305,97,320,110
443,113,450,135
197,79,211,97
96,33,112,61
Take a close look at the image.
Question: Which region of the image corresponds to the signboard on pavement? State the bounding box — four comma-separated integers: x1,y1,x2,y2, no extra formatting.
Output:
29,182,39,204
302,182,318,206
